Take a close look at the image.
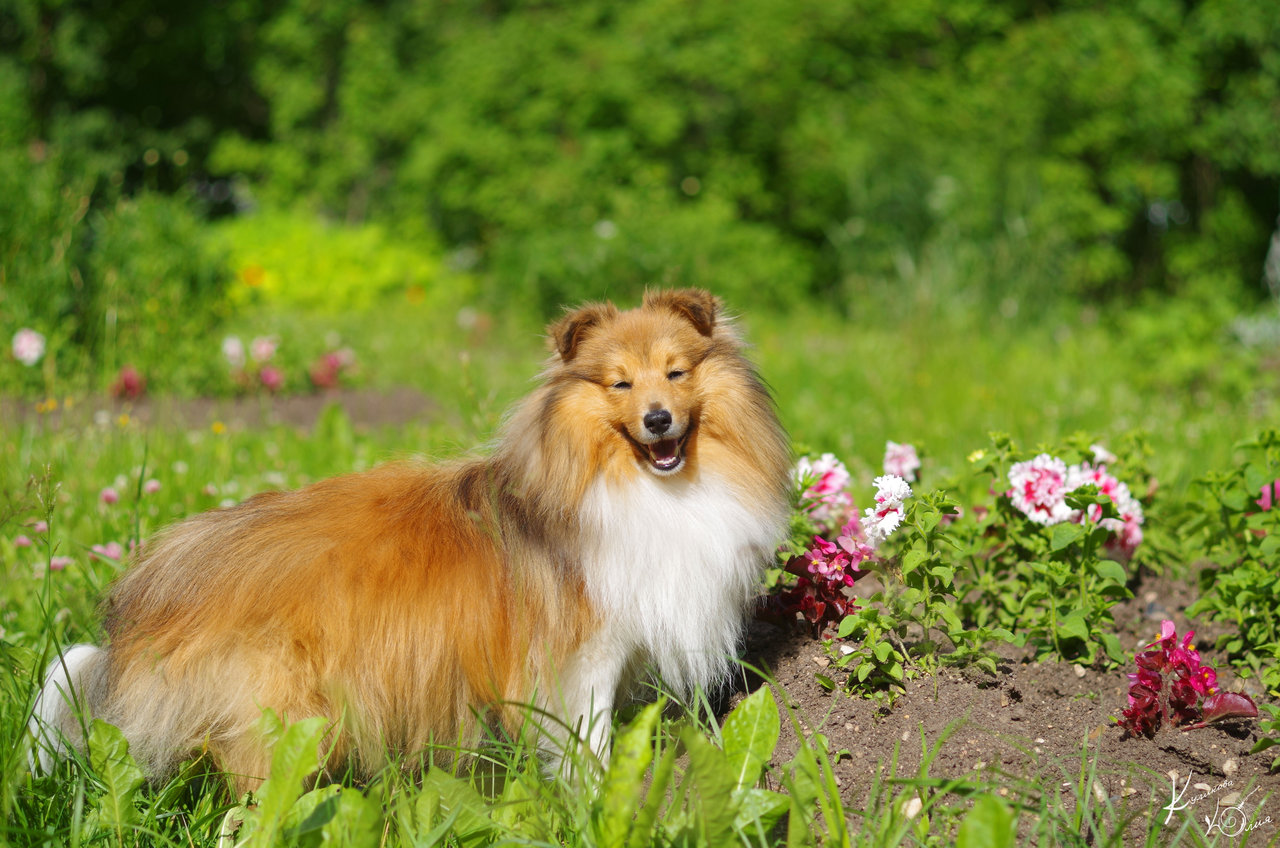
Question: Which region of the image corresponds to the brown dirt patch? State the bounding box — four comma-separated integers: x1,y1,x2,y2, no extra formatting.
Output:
740,570,1279,843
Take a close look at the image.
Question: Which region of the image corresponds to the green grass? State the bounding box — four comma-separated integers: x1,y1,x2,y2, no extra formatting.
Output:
2,298,1276,845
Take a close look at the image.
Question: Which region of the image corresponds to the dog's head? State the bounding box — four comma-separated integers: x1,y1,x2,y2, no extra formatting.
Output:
547,289,725,477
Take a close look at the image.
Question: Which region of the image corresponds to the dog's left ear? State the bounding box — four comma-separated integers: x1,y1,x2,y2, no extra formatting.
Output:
643,288,720,336
548,302,619,361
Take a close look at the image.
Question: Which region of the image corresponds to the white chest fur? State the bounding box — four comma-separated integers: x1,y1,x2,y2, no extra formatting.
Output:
577,472,783,696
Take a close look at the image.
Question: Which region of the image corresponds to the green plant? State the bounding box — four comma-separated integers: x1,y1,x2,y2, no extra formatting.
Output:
1184,430,1280,694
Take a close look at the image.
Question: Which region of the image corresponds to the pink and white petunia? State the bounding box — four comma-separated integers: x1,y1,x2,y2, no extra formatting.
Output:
794,453,854,531
863,474,912,548
1008,454,1073,525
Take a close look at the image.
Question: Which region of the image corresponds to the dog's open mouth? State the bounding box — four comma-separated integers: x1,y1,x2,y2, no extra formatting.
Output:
627,431,689,474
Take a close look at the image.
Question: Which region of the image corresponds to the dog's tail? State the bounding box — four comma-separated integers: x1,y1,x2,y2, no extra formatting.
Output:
28,644,109,775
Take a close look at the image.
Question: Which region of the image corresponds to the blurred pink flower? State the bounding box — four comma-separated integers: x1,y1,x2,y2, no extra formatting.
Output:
49,556,73,571
99,487,120,505
30,520,48,533
309,352,343,389
143,478,162,495
14,534,32,548
259,365,284,392
91,541,124,561
110,365,146,400
12,328,46,366
883,441,921,482
250,336,277,363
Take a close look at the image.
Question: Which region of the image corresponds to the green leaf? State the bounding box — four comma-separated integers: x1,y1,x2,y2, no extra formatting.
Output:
596,700,662,845
1056,610,1090,643
733,787,789,835
956,795,1016,848
682,728,739,844
721,687,780,792
86,720,145,836
1093,559,1127,585
243,715,330,848
1050,522,1087,551
837,615,858,638
902,548,928,575
873,641,894,664
317,789,382,847
418,768,494,846
1099,632,1126,664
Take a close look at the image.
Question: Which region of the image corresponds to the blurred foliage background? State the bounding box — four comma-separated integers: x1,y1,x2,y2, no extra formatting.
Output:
2,0,1280,394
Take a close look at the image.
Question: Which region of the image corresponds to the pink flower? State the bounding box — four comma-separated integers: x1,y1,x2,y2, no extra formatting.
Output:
863,474,912,548
110,365,146,400
259,365,284,392
883,441,921,482
250,336,277,363
49,556,73,571
14,535,31,548
794,454,853,531
99,487,120,505
1007,454,1072,525
12,328,46,366
143,478,161,495
309,352,343,389
1258,480,1280,511
30,520,48,533
91,541,125,561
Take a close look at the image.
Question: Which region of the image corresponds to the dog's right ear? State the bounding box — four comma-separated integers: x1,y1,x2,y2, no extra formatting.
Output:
548,302,618,361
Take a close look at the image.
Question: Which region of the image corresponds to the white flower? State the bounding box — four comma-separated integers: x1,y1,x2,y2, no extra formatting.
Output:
222,336,246,368
863,474,912,548
883,441,921,482
12,328,45,366
1008,454,1072,525
1090,444,1117,465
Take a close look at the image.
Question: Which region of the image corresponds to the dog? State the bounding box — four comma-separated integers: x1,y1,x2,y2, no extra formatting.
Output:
30,288,792,792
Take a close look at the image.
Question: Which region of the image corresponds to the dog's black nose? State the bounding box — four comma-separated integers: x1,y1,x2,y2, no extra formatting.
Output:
643,409,672,435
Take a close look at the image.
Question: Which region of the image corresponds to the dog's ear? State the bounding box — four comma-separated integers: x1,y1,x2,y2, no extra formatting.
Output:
643,288,720,336
548,302,618,361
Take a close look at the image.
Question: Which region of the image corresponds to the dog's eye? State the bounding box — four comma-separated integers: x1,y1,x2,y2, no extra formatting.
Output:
667,370,686,381
611,380,632,390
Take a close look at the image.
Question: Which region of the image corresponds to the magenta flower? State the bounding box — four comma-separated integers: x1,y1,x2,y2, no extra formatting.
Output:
883,441,921,482
99,487,120,505
1118,620,1257,737
1259,480,1280,511
1008,454,1072,525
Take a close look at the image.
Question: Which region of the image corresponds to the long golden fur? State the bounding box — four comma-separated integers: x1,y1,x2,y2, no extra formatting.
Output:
31,289,792,792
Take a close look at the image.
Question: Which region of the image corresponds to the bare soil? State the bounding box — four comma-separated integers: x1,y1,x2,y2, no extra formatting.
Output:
740,571,1279,844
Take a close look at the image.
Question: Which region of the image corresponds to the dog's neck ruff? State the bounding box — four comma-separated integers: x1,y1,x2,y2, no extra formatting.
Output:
576,471,782,697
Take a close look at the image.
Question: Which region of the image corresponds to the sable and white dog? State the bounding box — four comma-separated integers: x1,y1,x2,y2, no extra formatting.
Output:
30,288,792,791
